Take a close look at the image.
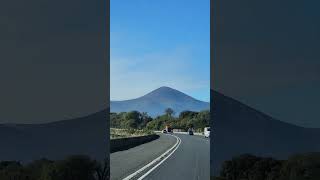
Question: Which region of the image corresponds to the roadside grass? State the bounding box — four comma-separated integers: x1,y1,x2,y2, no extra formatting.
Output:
110,128,154,139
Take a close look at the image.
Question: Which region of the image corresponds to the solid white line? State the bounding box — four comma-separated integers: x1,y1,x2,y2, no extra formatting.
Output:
122,134,181,180
137,135,181,180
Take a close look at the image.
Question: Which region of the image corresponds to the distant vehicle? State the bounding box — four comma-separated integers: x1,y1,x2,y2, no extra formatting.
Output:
188,128,194,135
162,129,167,133
165,125,172,133
204,127,210,138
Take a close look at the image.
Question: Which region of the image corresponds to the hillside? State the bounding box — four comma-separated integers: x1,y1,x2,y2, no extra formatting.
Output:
0,110,108,162
111,86,210,116
211,90,320,174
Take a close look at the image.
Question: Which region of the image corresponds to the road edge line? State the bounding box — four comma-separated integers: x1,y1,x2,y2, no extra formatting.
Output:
122,134,180,180
137,135,181,180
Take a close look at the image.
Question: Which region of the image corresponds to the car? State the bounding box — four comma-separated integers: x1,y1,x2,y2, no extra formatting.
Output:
204,127,211,138
188,128,194,135
165,125,172,133
162,129,167,133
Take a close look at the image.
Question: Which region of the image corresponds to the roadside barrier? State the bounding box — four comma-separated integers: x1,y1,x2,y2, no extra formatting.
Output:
110,134,160,153
154,131,204,136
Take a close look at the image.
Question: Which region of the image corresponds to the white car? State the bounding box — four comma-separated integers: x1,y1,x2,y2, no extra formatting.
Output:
204,127,210,138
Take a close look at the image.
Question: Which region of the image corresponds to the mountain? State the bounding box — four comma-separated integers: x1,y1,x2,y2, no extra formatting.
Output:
211,90,320,175
0,110,108,162
111,86,210,116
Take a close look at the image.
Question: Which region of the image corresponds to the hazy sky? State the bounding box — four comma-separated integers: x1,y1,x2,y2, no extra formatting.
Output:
0,0,107,123
110,0,210,102
214,0,320,128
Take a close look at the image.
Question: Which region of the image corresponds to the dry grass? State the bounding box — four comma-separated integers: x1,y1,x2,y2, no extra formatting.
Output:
110,128,154,139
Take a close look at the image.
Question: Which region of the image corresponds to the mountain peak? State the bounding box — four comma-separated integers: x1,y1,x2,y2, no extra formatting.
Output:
143,86,192,100
111,86,210,117
155,86,178,91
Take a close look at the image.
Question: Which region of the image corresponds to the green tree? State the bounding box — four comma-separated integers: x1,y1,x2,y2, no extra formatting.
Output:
140,112,152,128
125,111,141,122
25,158,53,179
146,115,167,130
48,155,98,180
94,158,109,180
165,108,175,117
0,161,27,180
121,119,137,129
179,111,198,119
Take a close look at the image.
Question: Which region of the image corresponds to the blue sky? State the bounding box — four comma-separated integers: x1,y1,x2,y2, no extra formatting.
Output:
111,0,210,102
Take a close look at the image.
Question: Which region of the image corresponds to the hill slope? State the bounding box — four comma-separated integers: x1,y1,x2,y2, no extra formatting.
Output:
211,90,320,174
111,86,210,116
0,110,108,162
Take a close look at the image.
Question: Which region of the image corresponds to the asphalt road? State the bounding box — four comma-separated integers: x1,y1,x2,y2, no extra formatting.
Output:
110,134,176,180
144,134,210,180
110,133,210,180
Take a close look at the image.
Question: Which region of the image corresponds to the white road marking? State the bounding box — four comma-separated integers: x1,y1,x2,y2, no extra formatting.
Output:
137,135,181,180
122,134,181,180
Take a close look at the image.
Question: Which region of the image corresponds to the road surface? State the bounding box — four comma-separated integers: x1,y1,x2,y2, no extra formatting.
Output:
110,133,210,180
110,134,176,180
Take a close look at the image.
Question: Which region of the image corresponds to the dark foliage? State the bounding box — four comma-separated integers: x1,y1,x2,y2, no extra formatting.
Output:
216,152,320,180
147,110,210,131
110,111,152,130
0,155,109,180
111,109,210,131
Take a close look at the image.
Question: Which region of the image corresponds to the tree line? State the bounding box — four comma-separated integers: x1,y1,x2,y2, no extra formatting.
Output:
0,155,109,180
111,108,210,132
213,152,320,180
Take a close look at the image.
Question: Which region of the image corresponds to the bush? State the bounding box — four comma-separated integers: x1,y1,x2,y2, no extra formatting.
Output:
217,153,320,180
111,109,210,131
0,156,109,180
111,111,152,130
279,152,320,180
